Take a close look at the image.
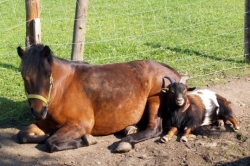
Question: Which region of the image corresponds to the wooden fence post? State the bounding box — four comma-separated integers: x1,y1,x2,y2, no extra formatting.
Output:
71,0,88,61
244,0,250,63
25,0,41,47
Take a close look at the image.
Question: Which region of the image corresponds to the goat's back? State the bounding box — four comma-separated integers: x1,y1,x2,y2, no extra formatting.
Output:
189,89,219,126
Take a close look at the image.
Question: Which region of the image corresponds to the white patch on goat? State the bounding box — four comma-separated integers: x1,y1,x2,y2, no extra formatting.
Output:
190,89,219,126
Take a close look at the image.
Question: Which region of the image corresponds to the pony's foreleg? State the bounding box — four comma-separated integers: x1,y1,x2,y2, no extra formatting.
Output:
116,100,163,153
18,123,49,143
116,117,162,153
45,123,96,153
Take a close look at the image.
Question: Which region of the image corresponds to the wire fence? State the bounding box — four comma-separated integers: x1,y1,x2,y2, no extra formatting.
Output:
0,0,249,124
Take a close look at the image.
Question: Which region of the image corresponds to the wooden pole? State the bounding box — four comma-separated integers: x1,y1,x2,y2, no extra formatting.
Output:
71,0,88,61
244,0,250,63
25,0,41,47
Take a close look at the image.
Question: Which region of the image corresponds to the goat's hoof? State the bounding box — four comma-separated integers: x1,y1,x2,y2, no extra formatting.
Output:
123,125,138,135
234,126,240,131
160,136,169,143
217,120,224,127
115,141,132,153
181,136,188,142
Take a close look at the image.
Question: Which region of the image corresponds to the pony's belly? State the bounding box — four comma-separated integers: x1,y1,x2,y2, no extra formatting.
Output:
91,109,144,136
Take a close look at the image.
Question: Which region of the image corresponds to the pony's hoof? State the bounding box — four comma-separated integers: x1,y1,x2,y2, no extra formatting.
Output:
181,136,188,142
160,136,169,143
123,125,138,135
82,134,97,146
17,131,28,143
18,137,27,144
115,141,132,153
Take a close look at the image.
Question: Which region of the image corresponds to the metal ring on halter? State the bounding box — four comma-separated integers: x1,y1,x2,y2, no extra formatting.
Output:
26,75,53,105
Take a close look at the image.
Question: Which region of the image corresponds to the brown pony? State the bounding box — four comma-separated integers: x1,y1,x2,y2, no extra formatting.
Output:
17,44,181,153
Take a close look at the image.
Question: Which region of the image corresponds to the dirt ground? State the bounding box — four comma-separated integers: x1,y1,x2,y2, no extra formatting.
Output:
1,75,250,166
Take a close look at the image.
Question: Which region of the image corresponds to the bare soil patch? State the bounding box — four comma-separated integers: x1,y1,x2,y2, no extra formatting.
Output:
1,75,250,166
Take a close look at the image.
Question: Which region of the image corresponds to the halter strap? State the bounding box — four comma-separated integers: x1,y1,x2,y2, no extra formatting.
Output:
26,94,48,104
26,75,53,105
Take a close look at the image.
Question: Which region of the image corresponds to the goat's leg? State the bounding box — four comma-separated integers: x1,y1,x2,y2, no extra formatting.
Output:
227,117,240,130
217,119,224,127
160,127,178,143
181,127,192,142
216,95,240,130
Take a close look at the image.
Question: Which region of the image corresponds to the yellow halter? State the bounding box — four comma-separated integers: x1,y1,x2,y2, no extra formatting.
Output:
26,75,53,105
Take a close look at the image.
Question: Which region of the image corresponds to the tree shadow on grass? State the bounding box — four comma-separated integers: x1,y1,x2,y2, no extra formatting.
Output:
0,96,31,129
165,46,244,64
144,42,245,64
0,62,20,72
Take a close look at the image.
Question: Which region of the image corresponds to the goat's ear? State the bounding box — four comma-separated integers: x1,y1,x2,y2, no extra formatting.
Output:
162,88,169,93
180,75,189,84
187,87,196,91
17,46,24,58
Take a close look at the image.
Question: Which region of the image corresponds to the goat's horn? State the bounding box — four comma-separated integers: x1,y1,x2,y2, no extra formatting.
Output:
163,76,176,84
179,75,189,84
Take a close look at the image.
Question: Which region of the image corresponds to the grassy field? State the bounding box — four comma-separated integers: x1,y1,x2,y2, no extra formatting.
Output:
0,0,249,125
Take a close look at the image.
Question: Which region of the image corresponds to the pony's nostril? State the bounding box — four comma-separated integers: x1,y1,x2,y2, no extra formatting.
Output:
41,106,48,118
42,106,47,113
30,106,47,120
30,107,39,119
30,107,35,115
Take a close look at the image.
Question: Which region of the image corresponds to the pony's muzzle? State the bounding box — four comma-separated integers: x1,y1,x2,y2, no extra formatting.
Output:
30,106,48,120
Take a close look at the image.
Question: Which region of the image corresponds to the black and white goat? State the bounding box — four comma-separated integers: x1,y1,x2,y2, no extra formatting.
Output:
160,76,240,143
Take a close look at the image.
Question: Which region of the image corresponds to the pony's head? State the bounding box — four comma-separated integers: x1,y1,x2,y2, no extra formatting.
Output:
17,44,53,120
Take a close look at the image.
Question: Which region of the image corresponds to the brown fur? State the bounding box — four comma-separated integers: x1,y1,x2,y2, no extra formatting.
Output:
215,94,239,128
17,44,181,152
187,94,206,113
161,86,239,143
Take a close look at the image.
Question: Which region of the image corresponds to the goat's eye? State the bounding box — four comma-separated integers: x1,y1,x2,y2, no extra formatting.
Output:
170,89,175,94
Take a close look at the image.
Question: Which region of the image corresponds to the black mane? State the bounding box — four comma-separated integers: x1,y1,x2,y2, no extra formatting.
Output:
21,44,54,75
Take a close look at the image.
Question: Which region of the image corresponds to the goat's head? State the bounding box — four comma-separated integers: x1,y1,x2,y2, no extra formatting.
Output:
162,75,196,107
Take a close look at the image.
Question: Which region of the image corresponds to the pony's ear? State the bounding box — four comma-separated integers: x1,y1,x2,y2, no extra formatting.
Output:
17,46,24,58
42,45,51,58
162,88,169,93
187,87,196,91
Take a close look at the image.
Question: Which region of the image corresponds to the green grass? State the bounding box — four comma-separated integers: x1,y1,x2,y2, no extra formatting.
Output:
0,0,249,125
